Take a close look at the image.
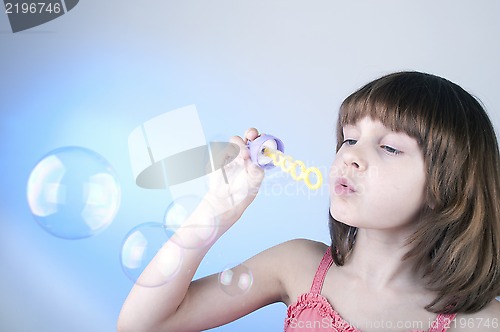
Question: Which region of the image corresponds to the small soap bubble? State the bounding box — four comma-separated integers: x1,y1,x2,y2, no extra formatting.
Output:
218,264,254,296
120,222,183,287
26,146,121,239
164,195,218,249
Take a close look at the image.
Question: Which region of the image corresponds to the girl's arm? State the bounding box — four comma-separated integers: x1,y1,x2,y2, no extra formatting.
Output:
117,129,286,332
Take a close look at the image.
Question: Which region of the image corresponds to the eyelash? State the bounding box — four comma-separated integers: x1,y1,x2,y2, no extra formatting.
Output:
381,145,402,155
342,139,357,146
341,139,402,155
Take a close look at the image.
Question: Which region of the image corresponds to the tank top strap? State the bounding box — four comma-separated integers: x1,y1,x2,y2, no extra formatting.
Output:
310,247,334,294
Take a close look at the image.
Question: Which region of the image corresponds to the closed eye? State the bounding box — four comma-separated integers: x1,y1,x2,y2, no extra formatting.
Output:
381,145,402,155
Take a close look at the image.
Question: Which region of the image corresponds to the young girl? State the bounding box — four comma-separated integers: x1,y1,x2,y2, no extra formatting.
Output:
118,71,500,331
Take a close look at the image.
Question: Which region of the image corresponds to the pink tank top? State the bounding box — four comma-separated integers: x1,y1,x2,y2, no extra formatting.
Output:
284,249,457,332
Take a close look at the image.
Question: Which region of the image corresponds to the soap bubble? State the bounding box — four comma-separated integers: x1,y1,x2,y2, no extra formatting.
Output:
120,222,183,287
218,264,254,296
164,195,219,249
26,146,121,239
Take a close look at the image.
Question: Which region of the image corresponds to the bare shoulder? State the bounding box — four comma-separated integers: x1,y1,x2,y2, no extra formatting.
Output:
248,238,327,262
450,299,500,331
247,239,329,305
261,238,328,270
275,238,328,259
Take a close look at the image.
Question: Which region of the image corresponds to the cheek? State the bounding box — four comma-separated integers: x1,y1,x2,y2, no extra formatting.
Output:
398,165,427,204
368,174,426,223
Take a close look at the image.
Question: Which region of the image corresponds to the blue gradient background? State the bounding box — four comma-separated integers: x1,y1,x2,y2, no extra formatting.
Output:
1,1,499,331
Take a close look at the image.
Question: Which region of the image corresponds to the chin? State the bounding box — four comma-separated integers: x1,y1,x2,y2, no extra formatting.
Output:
330,206,354,226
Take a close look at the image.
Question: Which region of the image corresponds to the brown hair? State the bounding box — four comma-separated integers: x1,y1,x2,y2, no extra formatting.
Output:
329,71,500,313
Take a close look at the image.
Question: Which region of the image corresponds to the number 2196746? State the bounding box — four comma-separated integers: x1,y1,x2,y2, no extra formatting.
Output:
5,2,62,14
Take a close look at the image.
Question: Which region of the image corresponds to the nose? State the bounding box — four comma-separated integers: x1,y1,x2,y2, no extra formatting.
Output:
341,145,367,171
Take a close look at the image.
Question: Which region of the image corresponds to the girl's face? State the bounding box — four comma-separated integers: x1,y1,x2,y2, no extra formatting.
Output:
329,116,426,231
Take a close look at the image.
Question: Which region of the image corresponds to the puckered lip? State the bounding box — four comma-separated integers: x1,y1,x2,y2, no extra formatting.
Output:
334,177,356,194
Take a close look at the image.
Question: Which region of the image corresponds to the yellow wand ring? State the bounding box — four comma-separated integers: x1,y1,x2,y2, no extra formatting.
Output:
304,167,323,190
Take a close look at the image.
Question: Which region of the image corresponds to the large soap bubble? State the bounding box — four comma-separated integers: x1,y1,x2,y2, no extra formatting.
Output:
164,195,219,249
26,146,121,239
120,222,183,287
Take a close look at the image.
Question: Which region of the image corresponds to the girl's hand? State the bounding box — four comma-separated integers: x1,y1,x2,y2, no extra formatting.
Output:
204,128,265,225
118,128,289,332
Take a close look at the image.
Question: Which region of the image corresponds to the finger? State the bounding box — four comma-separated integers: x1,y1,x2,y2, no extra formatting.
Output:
244,128,260,142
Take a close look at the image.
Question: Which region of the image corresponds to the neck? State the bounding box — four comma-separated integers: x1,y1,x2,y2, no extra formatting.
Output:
344,227,423,290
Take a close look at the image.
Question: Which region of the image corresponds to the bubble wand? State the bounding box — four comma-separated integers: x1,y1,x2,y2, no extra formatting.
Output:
246,134,323,190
